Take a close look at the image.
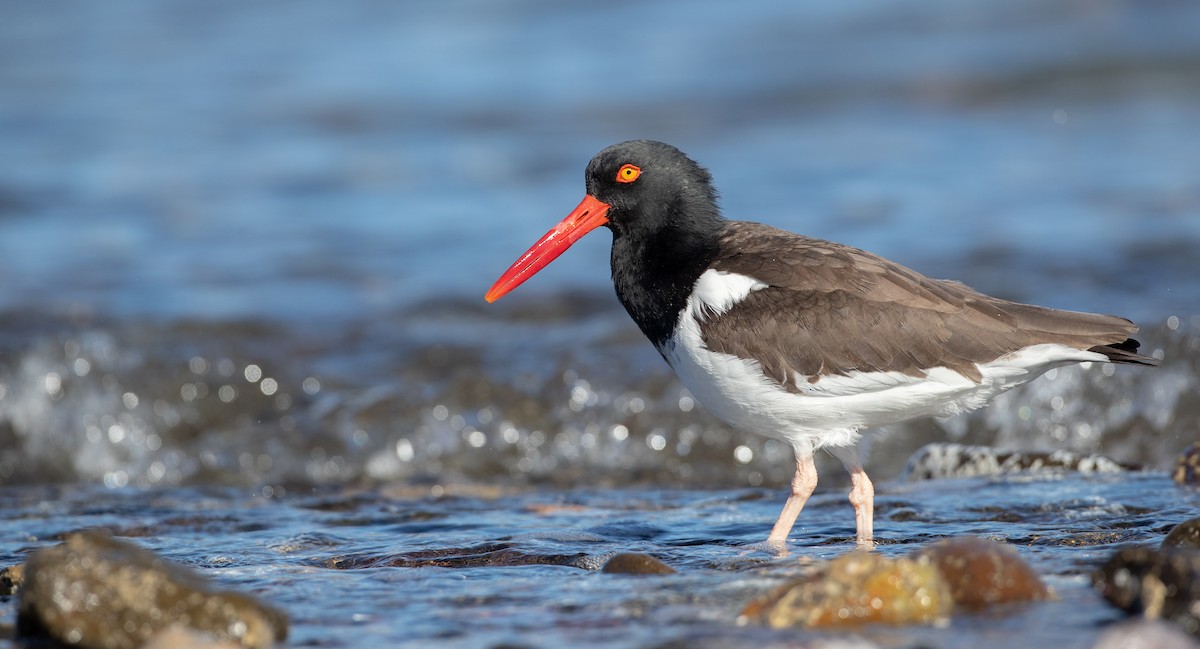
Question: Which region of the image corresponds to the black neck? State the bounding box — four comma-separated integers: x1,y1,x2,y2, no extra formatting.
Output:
609,203,724,348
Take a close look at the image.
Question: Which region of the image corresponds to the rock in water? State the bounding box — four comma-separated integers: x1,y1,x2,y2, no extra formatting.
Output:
914,537,1051,610
601,552,676,575
903,443,1134,481
17,531,288,649
741,551,952,629
0,563,24,596
1094,547,1200,635
1175,442,1200,486
1163,518,1200,550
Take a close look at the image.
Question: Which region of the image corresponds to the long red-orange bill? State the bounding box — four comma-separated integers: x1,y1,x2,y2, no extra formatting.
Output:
485,194,612,303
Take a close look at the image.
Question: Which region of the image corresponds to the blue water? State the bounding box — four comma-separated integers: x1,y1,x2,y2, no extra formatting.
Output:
2,1,1198,322
1,0,1199,647
1,474,1195,648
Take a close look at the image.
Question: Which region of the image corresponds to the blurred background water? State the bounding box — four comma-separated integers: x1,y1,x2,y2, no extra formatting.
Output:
1,1,1199,646
2,0,1196,490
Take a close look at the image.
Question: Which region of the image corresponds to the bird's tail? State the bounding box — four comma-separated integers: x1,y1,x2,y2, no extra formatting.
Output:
1087,338,1159,366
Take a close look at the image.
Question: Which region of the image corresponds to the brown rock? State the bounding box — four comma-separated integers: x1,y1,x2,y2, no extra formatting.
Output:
1163,518,1200,550
0,563,24,596
1175,442,1200,486
1094,547,1200,635
742,551,952,629
17,530,288,649
914,537,1051,610
601,553,676,575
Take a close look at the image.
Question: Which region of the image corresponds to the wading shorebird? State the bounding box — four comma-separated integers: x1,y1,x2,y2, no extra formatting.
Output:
486,140,1156,550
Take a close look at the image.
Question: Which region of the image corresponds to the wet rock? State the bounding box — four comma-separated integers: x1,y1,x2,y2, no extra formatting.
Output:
1094,547,1200,635
17,530,288,649
1029,530,1135,547
0,563,23,596
903,443,1134,481
1175,442,1200,486
741,551,952,629
1163,518,1200,550
1090,619,1200,649
914,537,1051,610
602,553,676,575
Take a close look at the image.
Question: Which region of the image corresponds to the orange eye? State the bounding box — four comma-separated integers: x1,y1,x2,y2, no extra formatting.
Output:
616,164,641,183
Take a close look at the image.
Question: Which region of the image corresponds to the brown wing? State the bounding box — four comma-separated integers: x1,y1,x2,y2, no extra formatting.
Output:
701,221,1154,390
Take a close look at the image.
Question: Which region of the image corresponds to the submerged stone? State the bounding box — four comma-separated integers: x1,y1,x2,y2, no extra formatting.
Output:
741,551,952,629
1094,547,1200,635
324,542,589,569
903,443,1134,481
1175,442,1200,486
914,537,1051,610
17,530,288,649
1163,518,1200,550
601,552,676,575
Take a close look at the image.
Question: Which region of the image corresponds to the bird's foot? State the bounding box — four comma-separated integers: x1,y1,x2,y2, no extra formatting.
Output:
740,538,791,558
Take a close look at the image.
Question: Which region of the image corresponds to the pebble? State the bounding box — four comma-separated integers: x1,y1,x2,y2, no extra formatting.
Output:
1163,517,1200,550
17,530,288,649
741,551,952,629
601,552,676,575
1093,547,1200,635
914,537,1051,610
1175,442,1200,486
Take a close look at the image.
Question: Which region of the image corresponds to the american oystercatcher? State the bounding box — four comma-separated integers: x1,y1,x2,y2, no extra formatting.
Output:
485,140,1156,549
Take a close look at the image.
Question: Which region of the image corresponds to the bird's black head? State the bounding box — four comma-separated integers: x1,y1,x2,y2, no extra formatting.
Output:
584,140,723,240
484,140,724,308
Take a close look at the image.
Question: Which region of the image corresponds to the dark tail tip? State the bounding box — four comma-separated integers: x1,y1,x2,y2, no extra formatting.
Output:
1088,338,1159,366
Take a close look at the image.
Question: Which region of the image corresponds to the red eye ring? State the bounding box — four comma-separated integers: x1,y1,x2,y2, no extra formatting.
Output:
616,164,641,183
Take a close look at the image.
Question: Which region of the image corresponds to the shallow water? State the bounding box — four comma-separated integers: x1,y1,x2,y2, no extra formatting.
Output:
1,474,1196,648
2,0,1199,647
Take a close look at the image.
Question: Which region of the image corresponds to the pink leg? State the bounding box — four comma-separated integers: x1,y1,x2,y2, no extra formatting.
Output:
828,445,876,547
847,466,875,547
765,448,818,550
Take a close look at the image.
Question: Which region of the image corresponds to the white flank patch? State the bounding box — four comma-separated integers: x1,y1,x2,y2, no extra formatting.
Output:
661,270,1112,453
689,269,767,320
